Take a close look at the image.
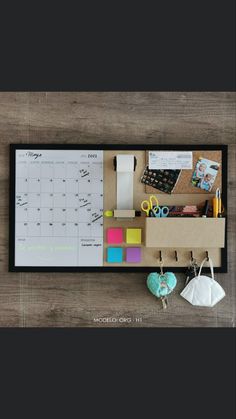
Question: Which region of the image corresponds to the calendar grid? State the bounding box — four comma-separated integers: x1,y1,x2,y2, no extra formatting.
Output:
15,150,103,267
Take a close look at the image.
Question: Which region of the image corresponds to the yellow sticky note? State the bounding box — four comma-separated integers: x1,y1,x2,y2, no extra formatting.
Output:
126,228,142,244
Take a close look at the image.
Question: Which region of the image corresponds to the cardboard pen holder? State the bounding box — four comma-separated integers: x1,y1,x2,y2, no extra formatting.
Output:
145,218,225,248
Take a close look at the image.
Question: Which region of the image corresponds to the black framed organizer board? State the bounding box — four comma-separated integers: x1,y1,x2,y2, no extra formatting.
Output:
9,144,228,273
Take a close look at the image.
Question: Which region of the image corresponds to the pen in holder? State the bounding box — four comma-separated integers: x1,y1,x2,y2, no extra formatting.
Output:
213,188,221,218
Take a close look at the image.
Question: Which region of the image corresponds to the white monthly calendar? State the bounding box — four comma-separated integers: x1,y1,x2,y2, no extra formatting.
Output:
14,149,104,267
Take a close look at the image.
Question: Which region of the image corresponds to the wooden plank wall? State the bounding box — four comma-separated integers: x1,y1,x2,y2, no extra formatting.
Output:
0,92,235,327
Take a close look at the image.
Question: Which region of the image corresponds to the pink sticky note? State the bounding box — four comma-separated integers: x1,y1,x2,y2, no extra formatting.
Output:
107,228,123,244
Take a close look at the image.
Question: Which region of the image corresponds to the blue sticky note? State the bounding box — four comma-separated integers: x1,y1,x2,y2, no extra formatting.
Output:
107,247,123,263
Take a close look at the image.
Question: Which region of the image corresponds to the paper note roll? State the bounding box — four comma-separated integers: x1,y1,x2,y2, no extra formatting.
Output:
116,154,135,210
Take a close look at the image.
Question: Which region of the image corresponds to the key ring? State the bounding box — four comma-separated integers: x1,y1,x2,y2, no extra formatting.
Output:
190,256,197,266
160,260,164,275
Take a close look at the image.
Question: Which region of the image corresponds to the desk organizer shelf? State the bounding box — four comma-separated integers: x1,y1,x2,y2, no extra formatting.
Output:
145,218,225,248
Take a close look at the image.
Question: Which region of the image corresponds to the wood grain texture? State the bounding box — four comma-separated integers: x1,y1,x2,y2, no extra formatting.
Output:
0,92,235,327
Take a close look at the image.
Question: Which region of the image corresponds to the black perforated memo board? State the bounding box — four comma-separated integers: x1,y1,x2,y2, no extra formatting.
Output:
9,144,228,273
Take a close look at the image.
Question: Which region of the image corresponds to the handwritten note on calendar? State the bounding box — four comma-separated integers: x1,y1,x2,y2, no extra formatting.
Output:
15,149,103,266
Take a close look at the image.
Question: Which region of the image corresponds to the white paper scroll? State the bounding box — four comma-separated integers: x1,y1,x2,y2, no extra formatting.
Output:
116,154,134,210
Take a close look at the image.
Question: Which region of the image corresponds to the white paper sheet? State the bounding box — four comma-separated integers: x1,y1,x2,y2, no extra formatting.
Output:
149,151,193,170
116,155,134,209
15,149,104,267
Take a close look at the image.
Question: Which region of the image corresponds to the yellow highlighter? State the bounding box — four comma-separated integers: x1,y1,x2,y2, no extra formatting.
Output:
213,188,221,217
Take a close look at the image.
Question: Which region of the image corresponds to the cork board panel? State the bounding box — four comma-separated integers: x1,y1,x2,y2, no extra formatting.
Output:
103,150,222,267
145,150,222,194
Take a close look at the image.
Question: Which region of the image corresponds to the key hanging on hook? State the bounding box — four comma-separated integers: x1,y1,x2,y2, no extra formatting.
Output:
161,296,168,309
159,260,166,307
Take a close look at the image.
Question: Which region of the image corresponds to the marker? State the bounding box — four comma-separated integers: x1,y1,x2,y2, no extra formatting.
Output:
217,189,222,216
213,189,220,218
202,200,209,217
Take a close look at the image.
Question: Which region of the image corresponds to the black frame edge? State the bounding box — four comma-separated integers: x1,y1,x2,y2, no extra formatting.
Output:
9,143,228,273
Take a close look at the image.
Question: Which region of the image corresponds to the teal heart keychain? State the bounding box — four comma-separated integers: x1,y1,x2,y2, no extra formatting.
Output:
147,262,177,309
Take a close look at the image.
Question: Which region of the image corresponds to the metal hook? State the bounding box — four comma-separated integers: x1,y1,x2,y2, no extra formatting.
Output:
175,250,178,262
206,251,209,261
190,251,194,262
160,261,164,275
159,250,162,262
